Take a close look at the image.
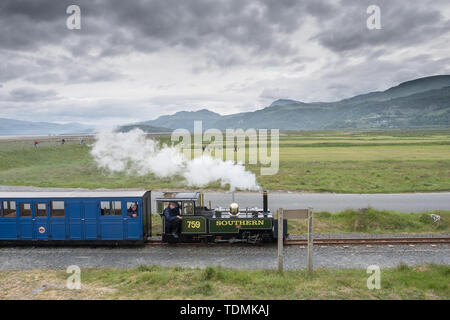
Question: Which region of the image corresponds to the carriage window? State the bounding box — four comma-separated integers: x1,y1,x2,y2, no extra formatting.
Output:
3,201,16,218
100,201,111,215
36,203,47,217
20,203,31,217
101,201,122,216
51,201,65,217
112,201,121,216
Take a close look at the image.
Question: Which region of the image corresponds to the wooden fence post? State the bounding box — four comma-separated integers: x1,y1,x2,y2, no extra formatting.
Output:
306,207,313,274
277,208,284,272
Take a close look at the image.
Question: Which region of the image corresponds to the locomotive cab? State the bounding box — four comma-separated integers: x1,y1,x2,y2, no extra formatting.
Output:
156,192,212,241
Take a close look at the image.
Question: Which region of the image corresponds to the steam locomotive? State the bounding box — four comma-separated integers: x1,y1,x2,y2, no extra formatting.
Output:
157,191,287,243
0,190,286,245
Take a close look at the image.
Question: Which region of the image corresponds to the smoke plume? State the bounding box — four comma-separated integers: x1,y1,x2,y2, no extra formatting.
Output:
90,129,260,191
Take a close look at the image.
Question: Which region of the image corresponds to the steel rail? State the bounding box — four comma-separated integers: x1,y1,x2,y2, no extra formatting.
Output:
145,237,450,246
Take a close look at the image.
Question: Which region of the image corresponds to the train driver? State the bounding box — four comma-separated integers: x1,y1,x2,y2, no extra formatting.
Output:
163,201,183,238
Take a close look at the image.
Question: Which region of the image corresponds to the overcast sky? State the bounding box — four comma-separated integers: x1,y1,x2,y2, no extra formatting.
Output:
0,0,449,126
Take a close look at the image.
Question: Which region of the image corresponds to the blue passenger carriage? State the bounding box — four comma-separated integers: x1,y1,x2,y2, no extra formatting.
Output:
0,191,151,244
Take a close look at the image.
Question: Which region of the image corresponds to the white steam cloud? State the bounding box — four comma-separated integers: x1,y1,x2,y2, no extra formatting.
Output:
90,129,260,191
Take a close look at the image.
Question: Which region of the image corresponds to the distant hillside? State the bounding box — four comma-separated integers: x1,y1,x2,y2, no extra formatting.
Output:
340,75,450,104
117,124,172,133
0,118,93,135
138,109,222,131
132,75,450,131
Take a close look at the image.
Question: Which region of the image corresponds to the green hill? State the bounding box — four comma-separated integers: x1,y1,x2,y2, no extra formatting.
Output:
135,75,450,130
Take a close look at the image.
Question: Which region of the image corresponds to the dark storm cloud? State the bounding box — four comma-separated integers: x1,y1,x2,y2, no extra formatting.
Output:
0,0,332,57
22,67,122,84
89,0,314,58
0,1,71,51
8,87,59,102
312,0,450,53
0,50,122,85
0,0,323,86
0,0,339,88
1,0,448,63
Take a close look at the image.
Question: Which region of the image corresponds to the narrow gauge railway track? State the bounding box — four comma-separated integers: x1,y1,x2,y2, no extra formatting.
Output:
287,237,450,246
146,237,450,247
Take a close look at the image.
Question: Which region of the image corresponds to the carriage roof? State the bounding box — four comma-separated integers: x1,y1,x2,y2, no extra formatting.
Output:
0,191,149,199
155,192,200,202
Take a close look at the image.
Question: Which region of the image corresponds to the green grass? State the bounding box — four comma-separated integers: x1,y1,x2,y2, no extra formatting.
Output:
149,209,450,236
287,209,450,234
253,159,450,192
0,264,448,299
0,129,449,192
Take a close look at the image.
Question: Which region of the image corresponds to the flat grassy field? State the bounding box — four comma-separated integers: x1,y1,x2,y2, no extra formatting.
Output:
0,264,448,299
0,129,449,192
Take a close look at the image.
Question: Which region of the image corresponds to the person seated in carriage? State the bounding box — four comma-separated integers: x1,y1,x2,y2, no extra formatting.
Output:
163,201,183,238
127,202,139,218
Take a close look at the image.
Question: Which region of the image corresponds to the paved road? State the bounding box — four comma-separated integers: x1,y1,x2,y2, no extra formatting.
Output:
0,186,449,212
175,191,450,213
0,245,448,270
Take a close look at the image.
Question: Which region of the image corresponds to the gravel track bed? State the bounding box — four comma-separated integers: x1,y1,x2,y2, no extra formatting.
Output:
0,245,448,270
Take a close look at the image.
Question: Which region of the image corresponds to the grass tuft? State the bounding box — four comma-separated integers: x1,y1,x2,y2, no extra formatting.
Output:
0,264,448,300
287,209,450,234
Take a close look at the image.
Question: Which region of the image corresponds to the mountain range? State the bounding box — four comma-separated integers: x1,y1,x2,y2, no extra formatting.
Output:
0,118,93,136
1,75,449,135
129,75,450,131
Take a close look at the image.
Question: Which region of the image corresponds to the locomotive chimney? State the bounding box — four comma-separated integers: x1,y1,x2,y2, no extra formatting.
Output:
263,190,268,212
